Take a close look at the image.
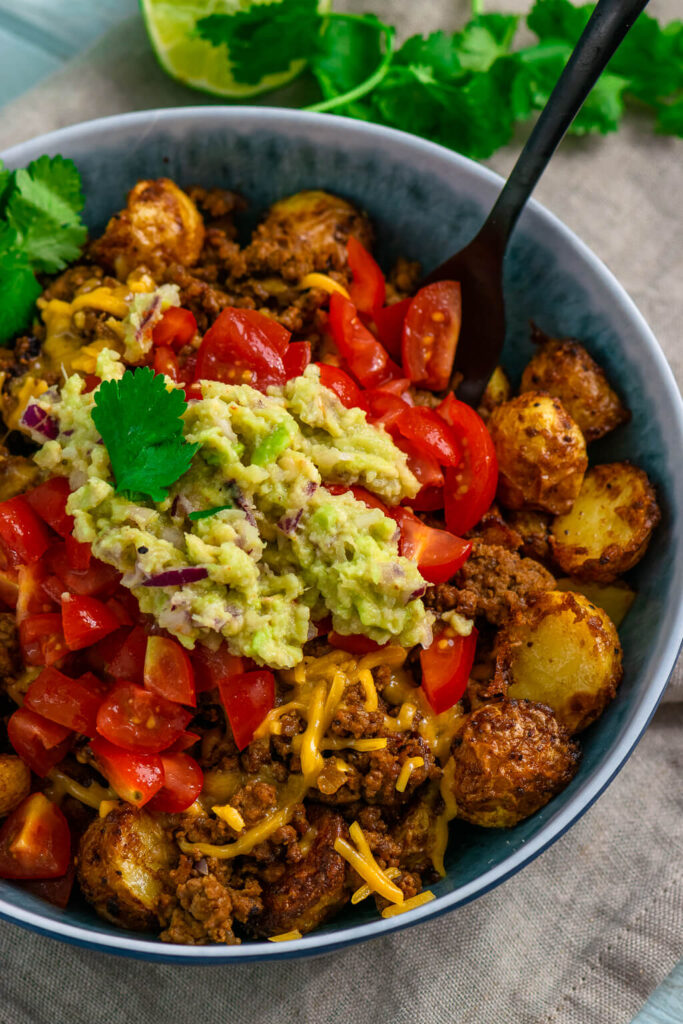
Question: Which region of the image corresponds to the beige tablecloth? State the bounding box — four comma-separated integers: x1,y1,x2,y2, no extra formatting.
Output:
0,3,681,1022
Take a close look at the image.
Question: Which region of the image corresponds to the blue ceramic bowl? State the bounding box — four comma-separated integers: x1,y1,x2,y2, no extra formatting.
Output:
1,108,681,962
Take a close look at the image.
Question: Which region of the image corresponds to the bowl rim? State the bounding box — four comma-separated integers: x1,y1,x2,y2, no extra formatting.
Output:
1,105,682,963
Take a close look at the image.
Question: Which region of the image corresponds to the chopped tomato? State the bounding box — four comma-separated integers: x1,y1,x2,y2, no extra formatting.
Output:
7,706,71,777
194,307,289,391
17,563,55,623
61,594,120,651
144,635,196,707
47,543,120,597
405,485,444,512
0,567,18,609
420,624,478,714
439,392,498,535
395,508,471,585
89,736,163,808
328,293,400,388
166,730,201,753
283,341,311,379
315,363,362,408
394,436,445,491
0,794,71,880
96,682,192,754
24,666,104,737
360,389,408,434
402,281,462,391
0,496,51,566
153,345,179,381
104,624,148,684
328,632,387,654
18,860,76,908
396,406,461,467
373,298,411,361
147,753,203,813
347,236,386,315
324,484,391,515
218,669,275,751
25,478,73,538
152,307,197,351
19,613,67,666
376,376,413,398
64,535,91,572
105,595,135,626
191,643,246,694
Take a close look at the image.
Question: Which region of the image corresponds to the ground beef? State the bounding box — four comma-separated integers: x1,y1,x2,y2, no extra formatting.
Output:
466,503,523,551
0,614,19,682
158,855,263,945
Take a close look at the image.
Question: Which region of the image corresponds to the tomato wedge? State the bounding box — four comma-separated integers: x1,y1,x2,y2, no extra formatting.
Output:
394,436,445,491
347,236,386,315
61,594,120,651
315,363,362,408
144,635,196,707
152,307,197,350
96,682,192,754
328,293,400,388
7,706,71,777
153,345,179,381
26,478,73,538
19,613,67,666
17,563,54,622
47,543,120,597
283,341,311,380
328,632,387,655
64,535,91,572
147,752,203,813
396,406,461,466
360,389,408,434
0,793,71,880
438,392,498,535
24,666,104,737
194,307,289,391
402,281,462,391
218,669,275,751
89,736,163,807
0,496,51,566
104,624,147,683
395,509,471,585
191,642,246,694
420,625,478,714
166,730,201,753
373,298,411,361
405,485,444,512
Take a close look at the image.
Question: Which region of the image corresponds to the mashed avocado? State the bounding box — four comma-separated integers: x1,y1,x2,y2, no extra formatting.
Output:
35,353,432,668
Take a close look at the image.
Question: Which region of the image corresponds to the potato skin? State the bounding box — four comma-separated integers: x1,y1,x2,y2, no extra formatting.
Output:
477,365,511,422
77,805,174,931
550,463,660,583
506,508,552,563
91,178,205,278
521,332,629,442
495,589,623,734
447,699,579,828
0,754,30,816
488,393,587,514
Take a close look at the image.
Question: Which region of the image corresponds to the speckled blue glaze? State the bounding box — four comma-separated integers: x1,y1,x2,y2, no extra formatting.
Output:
1,108,681,963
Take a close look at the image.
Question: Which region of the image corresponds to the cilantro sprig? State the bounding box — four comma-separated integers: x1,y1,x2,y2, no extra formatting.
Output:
197,0,683,155
92,368,199,504
0,155,87,345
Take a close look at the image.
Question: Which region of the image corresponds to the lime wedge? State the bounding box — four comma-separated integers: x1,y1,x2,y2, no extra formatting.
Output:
140,0,312,98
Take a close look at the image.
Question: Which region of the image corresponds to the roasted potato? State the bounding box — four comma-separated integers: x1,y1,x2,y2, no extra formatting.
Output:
555,577,636,628
77,805,174,930
506,508,552,563
495,589,623,734
0,754,30,816
550,463,660,583
477,365,511,422
90,178,205,279
0,612,19,681
447,699,579,828
488,393,587,514
521,331,629,442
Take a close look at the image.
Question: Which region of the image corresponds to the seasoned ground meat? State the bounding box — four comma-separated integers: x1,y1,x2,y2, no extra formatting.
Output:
158,856,263,945
0,614,19,682
466,503,523,551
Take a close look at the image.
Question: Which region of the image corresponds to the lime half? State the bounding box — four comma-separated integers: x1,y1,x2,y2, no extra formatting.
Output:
140,0,312,98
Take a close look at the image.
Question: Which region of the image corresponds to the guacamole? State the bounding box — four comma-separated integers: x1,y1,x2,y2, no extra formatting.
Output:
34,353,432,668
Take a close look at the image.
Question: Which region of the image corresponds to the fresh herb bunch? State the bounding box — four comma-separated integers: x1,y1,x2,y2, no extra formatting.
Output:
0,156,87,344
198,0,683,155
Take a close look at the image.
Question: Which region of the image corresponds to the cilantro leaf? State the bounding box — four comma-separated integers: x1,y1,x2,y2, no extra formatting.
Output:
311,14,386,108
188,504,233,521
655,97,683,137
455,14,519,73
5,156,86,274
92,368,199,504
12,155,84,229
0,236,41,344
0,162,12,215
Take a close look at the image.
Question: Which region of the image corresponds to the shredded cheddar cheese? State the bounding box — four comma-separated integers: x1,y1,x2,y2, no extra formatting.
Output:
321,737,387,752
381,891,435,918
431,757,458,877
299,273,350,299
99,799,120,818
334,836,404,905
351,867,401,904
70,287,130,318
46,768,115,811
212,804,246,832
395,756,425,793
268,930,303,942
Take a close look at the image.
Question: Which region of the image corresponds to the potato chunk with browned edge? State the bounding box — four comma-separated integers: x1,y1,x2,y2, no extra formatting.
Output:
447,700,579,828
0,755,30,816
550,463,660,583
78,805,174,930
488,393,587,514
477,365,511,422
520,332,629,442
495,590,623,734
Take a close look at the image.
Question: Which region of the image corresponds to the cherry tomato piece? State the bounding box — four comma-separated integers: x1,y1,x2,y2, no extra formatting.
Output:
96,683,192,754
347,236,386,315
360,389,408,434
283,341,311,380
89,736,164,807
195,308,289,391
420,625,478,714
0,496,51,565
24,666,104,737
373,298,411,361
104,624,148,684
19,613,67,667
152,307,197,351
0,793,71,880
218,670,275,751
315,363,362,408
144,635,196,707
18,860,76,908
395,508,472,585
7,706,71,777
402,281,462,391
190,643,246,694
328,633,387,655
146,753,203,813
64,535,91,572
61,593,120,651
376,376,413,399
394,437,445,491
438,392,498,535
153,345,179,381
16,563,54,622
25,477,73,538
166,730,201,753
404,485,445,512
47,543,120,598
396,406,461,466
328,293,400,388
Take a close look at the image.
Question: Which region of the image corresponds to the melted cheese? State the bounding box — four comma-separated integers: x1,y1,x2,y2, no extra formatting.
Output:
431,757,458,877
46,768,115,810
321,737,387,752
351,866,401,904
268,930,303,942
381,891,435,918
299,273,350,299
212,804,245,832
395,756,424,793
334,829,404,905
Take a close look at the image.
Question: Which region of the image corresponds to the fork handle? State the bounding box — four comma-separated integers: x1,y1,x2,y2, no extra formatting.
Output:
481,0,650,249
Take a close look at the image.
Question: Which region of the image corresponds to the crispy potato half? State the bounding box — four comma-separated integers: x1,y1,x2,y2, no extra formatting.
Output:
0,754,31,817
555,577,636,629
78,804,174,931
488,392,587,514
446,699,579,828
477,365,511,422
496,589,623,734
520,334,629,442
550,463,660,583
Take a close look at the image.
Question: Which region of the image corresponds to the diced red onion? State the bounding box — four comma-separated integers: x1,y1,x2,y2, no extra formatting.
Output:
142,567,208,587
21,402,58,439
135,295,161,341
234,491,256,527
277,509,303,535
409,586,427,600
